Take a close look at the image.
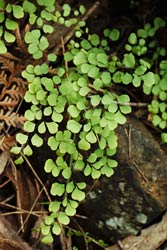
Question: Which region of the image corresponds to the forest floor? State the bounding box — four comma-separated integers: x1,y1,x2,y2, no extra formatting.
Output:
0,0,167,250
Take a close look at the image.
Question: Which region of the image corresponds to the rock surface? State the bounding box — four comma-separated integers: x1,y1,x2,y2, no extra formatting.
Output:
77,115,167,244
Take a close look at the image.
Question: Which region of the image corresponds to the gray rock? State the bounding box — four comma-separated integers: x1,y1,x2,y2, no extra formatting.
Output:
77,115,167,244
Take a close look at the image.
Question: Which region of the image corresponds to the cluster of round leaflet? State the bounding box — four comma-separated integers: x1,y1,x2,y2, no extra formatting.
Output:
8,0,167,243
0,0,56,53
11,28,133,242
148,60,167,142
0,0,85,56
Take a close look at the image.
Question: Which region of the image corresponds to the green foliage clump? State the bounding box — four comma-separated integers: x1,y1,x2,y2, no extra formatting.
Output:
124,17,167,142
0,1,23,52
0,0,86,57
12,28,132,242
1,0,167,245
148,59,167,142
106,17,167,142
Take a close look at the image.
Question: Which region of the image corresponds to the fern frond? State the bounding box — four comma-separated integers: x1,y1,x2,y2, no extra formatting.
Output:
15,28,27,53
0,57,15,74
0,110,25,127
0,134,16,151
0,72,8,86
5,89,25,100
0,71,27,109
0,53,21,62
0,96,19,109
0,54,28,142
12,77,28,90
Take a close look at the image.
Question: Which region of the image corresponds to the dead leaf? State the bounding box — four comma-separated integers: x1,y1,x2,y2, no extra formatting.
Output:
0,238,24,250
5,166,42,237
0,151,9,175
107,212,167,250
0,216,32,250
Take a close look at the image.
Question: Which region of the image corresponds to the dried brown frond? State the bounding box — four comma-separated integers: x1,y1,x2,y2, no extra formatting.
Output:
0,99,19,110
0,97,20,109
0,46,28,152
0,55,27,111
0,75,27,110
0,53,21,62
15,28,27,54
0,72,8,86
0,110,25,127
0,135,16,151
0,54,25,75
0,57,15,74
12,77,28,90
5,86,25,99
0,59,26,152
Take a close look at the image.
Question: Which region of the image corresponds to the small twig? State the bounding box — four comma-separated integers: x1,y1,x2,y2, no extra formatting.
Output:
60,227,72,250
74,214,88,219
16,185,46,235
132,162,149,183
104,99,148,107
11,159,24,233
0,178,11,188
0,200,43,217
0,210,42,217
72,218,89,250
61,36,69,78
117,240,124,249
89,84,148,107
0,195,15,204
85,179,99,198
82,1,100,22
52,1,100,54
20,155,52,203
66,224,108,249
116,101,148,107
128,124,132,159
125,124,149,183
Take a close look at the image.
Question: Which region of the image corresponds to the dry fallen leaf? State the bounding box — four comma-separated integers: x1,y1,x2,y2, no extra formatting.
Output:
0,151,9,175
107,212,167,250
0,216,32,250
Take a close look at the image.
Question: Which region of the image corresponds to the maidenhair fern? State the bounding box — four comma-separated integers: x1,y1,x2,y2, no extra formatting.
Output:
0,0,166,245
12,32,132,242
0,0,86,55
10,23,133,242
